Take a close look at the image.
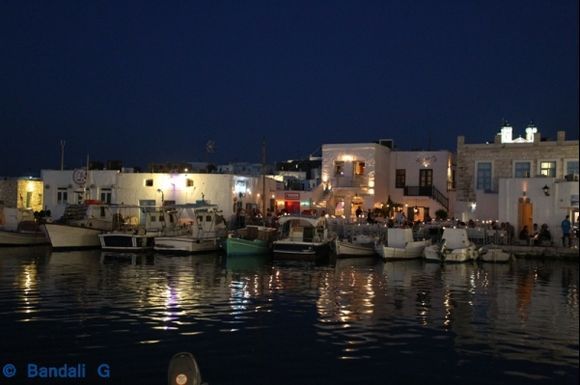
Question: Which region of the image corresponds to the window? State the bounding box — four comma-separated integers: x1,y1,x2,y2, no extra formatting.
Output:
100,188,112,203
539,161,556,177
145,179,154,187
476,162,492,191
186,179,194,187
566,160,579,176
353,161,365,176
334,161,345,176
395,169,406,188
514,162,531,178
57,188,68,204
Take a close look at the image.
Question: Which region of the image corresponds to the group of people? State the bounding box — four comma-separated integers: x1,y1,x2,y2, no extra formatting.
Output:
518,215,576,247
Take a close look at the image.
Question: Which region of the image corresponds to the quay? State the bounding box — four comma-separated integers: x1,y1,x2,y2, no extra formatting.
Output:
498,244,578,259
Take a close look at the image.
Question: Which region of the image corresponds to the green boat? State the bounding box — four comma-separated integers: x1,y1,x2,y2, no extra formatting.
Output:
225,225,277,256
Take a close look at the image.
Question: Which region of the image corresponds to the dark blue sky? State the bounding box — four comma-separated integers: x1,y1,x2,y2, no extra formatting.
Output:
1,0,578,176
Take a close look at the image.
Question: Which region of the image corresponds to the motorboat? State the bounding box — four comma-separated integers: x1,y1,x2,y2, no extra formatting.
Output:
424,227,479,262
375,228,431,260
154,203,227,254
272,215,334,261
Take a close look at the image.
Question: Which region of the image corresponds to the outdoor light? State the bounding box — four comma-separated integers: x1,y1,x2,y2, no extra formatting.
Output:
542,185,550,196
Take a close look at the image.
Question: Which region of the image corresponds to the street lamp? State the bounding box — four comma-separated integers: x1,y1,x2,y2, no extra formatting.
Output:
157,188,164,205
542,185,550,196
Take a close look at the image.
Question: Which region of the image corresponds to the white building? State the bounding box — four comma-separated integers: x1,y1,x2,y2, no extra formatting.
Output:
41,169,277,222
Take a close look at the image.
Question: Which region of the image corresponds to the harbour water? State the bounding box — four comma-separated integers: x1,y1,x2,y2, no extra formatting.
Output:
0,246,578,385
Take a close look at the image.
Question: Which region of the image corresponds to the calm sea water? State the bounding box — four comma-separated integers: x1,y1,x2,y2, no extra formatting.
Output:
0,246,578,385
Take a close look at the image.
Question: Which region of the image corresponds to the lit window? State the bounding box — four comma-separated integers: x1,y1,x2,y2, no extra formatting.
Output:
353,161,365,176
514,162,530,178
539,161,556,177
476,162,492,190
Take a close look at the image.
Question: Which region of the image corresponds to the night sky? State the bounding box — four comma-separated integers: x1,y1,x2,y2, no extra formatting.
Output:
1,0,578,176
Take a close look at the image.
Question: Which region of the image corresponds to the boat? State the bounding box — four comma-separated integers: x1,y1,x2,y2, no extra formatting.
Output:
41,202,114,249
154,203,227,254
99,205,177,252
272,215,334,261
333,234,377,257
375,228,431,260
423,228,479,262
224,225,277,257
0,207,49,246
478,245,512,262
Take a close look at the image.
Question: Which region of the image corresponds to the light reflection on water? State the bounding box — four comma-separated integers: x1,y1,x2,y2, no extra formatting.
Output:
0,247,577,385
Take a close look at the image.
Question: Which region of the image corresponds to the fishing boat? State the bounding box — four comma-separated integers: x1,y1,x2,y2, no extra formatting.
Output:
0,207,49,246
224,225,277,257
375,228,430,260
272,215,334,261
154,203,227,254
424,227,479,263
41,202,113,249
99,205,178,252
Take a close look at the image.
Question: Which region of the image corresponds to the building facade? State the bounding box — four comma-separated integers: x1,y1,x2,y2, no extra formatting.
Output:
455,124,579,239
0,177,44,212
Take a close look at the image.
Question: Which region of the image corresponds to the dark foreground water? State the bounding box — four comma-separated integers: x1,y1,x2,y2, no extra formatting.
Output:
0,246,578,385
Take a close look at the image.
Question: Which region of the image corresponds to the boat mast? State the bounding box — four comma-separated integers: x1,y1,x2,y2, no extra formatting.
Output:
261,138,267,226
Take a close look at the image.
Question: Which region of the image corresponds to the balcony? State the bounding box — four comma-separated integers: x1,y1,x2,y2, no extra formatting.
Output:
333,175,368,188
404,185,449,211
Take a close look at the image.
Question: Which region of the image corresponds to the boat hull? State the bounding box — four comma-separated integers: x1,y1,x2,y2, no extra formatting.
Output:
0,230,49,246
42,223,102,249
154,236,221,254
225,237,270,257
334,239,376,257
273,241,330,261
381,241,429,260
99,233,155,251
479,248,511,262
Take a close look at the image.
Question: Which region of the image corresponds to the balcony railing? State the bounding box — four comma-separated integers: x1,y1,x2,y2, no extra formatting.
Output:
332,175,368,188
404,185,449,211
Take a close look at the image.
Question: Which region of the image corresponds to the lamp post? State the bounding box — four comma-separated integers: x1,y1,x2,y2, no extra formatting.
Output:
157,188,164,205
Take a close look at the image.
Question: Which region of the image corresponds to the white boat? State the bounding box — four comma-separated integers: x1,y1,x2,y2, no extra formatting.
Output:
478,246,512,262
273,216,334,261
41,202,114,249
99,205,177,252
333,234,376,257
375,228,431,260
0,207,49,246
154,203,227,254
424,228,479,263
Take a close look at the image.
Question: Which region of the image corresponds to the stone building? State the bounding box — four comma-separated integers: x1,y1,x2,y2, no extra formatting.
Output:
0,177,44,212
455,123,579,239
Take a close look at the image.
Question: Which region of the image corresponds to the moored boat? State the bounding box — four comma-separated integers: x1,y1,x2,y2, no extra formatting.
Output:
424,228,479,263
333,234,376,257
478,246,512,262
225,225,277,257
376,228,430,260
0,207,49,246
154,203,227,254
272,216,334,261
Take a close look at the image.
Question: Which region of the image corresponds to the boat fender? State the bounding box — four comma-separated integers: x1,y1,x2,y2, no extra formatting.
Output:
167,352,205,385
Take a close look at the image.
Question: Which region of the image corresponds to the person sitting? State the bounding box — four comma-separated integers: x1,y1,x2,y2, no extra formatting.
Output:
519,225,530,244
538,224,552,245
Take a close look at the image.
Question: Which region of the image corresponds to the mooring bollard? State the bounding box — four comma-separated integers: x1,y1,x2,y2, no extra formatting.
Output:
168,352,205,385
